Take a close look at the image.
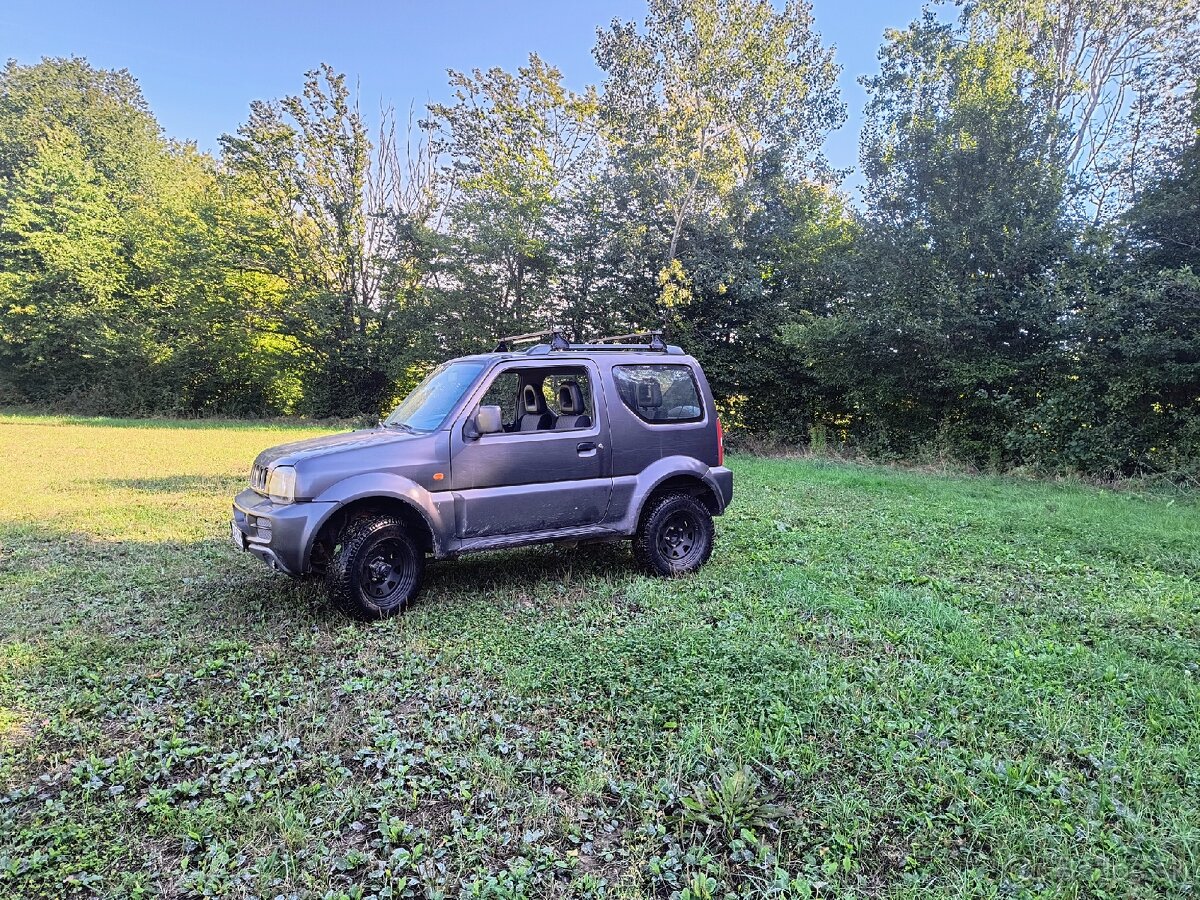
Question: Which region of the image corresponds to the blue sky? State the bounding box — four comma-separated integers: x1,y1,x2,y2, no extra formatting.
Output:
2,0,924,196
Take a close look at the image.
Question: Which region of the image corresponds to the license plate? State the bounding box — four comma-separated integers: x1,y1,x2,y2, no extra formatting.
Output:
231,521,247,551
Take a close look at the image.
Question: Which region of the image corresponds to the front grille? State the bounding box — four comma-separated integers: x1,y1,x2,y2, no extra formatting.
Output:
250,463,268,494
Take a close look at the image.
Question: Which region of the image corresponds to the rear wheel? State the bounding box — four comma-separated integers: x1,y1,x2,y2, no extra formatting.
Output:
633,492,714,576
325,516,425,620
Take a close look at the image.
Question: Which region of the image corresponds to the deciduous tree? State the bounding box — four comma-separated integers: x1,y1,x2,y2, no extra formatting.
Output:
594,0,844,283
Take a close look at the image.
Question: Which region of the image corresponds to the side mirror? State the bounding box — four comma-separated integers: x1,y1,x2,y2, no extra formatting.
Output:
467,405,503,439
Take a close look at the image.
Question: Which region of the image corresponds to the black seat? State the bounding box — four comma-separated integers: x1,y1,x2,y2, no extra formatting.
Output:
634,379,663,419
554,381,592,430
516,384,554,431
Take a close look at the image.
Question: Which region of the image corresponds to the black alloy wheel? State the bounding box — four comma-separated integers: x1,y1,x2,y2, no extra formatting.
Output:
359,536,420,605
657,510,700,563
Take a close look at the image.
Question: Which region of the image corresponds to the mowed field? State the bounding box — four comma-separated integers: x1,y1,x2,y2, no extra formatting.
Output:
0,414,1197,900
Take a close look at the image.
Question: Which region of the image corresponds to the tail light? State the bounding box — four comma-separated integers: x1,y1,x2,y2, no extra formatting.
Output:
716,417,724,466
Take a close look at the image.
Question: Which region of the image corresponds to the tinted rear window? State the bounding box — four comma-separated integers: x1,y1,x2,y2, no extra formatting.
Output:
613,364,703,423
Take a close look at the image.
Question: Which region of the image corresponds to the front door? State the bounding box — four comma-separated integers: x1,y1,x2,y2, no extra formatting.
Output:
449,362,612,538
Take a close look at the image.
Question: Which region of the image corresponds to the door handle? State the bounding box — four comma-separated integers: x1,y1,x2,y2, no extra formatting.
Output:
576,441,597,453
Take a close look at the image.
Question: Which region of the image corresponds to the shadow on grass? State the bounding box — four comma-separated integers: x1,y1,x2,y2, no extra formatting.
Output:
0,522,325,640
422,539,635,597
0,521,638,644
97,474,246,494
0,411,344,431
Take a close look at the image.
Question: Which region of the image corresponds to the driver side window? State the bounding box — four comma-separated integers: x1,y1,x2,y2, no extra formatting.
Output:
474,366,595,433
479,372,521,431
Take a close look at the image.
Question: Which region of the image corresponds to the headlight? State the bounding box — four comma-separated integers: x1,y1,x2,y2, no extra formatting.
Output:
266,466,297,504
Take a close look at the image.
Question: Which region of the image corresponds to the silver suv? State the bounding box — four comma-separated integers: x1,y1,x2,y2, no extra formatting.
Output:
230,333,733,619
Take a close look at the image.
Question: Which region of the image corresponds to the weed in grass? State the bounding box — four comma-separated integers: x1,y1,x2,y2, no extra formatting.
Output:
680,766,789,839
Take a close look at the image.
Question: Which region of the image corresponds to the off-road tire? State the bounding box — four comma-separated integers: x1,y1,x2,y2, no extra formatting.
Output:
633,492,714,577
325,516,425,620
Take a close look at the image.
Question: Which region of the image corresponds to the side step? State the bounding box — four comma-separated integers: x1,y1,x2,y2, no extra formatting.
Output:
446,524,623,556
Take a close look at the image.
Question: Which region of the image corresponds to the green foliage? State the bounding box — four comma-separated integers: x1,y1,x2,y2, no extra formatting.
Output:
794,12,1074,466
783,8,1199,474
220,65,398,416
672,158,858,438
1013,267,1200,476
1124,92,1200,272
594,0,844,286
424,55,601,347
0,56,159,190
0,58,302,415
963,0,1200,218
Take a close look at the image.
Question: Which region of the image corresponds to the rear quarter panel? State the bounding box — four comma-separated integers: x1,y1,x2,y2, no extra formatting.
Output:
603,357,720,477
599,357,725,530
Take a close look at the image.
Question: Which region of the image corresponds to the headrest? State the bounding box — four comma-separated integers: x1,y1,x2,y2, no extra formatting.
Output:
557,381,584,415
522,384,542,414
635,379,662,409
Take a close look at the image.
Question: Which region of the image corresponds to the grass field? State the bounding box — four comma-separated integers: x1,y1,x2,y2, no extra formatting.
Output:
0,413,1197,899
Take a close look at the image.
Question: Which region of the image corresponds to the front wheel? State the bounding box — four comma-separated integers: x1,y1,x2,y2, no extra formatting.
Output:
633,493,714,577
325,516,425,620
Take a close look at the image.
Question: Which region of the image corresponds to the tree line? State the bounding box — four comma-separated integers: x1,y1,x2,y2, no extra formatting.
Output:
1,0,1197,477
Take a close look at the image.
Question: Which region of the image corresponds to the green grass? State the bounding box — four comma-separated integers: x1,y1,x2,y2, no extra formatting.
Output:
1,413,1197,899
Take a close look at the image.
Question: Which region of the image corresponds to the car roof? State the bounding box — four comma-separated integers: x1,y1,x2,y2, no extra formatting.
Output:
451,350,695,368
450,342,693,367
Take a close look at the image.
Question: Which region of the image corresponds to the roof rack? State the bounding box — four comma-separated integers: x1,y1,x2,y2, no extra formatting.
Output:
493,329,570,353
587,331,667,352
492,328,676,355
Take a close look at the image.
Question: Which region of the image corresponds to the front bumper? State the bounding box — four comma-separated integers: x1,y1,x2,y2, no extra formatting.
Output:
230,487,336,575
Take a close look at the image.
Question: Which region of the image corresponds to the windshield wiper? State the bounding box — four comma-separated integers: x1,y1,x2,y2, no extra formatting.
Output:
383,420,416,433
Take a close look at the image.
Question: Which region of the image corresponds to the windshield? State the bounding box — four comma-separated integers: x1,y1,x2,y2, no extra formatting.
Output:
383,360,487,432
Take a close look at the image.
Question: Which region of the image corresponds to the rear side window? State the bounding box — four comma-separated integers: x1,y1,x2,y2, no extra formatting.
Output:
613,364,704,423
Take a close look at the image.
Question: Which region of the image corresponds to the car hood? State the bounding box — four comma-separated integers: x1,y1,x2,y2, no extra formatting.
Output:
254,428,421,468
